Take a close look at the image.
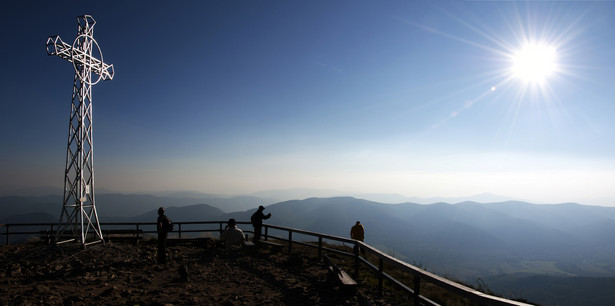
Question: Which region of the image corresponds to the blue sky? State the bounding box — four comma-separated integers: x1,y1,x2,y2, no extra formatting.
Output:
2,1,615,205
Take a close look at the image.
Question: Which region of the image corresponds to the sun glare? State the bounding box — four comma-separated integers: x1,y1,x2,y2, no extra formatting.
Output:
420,4,583,128
511,43,558,84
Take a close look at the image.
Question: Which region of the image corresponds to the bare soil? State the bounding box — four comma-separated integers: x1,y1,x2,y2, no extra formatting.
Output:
0,238,390,305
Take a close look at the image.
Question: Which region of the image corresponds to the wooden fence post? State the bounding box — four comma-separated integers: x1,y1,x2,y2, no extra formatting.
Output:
318,236,323,260
288,231,293,253
378,257,384,296
49,224,55,244
354,241,360,278
413,275,421,306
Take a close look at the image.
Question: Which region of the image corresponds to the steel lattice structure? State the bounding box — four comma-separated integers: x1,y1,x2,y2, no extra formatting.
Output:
46,15,114,246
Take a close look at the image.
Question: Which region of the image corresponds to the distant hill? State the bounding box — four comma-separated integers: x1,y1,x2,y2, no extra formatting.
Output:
119,204,226,223
206,197,615,274
0,212,56,224
96,193,267,216
0,195,61,219
0,193,273,222
248,188,522,204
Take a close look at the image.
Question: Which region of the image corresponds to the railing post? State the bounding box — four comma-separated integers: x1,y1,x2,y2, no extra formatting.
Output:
288,231,292,254
5,224,9,245
265,226,269,241
353,241,360,278
47,224,53,244
413,275,421,306
378,257,384,296
178,223,182,238
318,236,323,260
136,224,140,239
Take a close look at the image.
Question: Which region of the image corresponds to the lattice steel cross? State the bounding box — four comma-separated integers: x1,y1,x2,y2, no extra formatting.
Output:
46,15,114,246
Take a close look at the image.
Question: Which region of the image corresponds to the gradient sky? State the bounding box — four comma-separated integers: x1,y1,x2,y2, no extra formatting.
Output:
2,1,615,205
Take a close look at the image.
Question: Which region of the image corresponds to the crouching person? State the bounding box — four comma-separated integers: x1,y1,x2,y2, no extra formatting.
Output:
220,218,245,255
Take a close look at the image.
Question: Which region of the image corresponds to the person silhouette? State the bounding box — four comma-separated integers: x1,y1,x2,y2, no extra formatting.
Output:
250,205,271,243
350,221,365,255
220,218,245,250
157,207,172,264
351,221,364,241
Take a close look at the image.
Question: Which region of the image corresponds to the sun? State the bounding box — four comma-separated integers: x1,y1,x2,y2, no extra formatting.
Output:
511,43,558,84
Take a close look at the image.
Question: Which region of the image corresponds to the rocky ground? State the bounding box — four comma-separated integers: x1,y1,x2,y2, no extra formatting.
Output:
0,238,392,305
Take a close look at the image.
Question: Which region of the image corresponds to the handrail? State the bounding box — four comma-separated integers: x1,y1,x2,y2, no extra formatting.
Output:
1,221,529,306
262,224,529,306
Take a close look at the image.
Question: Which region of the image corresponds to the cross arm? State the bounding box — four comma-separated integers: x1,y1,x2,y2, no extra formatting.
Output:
46,35,114,81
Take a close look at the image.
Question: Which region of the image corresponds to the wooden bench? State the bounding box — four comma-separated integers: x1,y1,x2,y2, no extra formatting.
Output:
39,231,80,244
242,240,257,254
323,254,358,295
220,240,256,249
39,230,54,243
104,229,143,243
256,239,284,253
168,237,213,248
217,240,257,258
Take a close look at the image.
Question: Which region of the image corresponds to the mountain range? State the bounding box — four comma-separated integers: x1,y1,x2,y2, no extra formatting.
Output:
2,193,615,305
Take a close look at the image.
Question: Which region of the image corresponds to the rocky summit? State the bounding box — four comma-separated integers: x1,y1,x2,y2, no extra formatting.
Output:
0,239,388,305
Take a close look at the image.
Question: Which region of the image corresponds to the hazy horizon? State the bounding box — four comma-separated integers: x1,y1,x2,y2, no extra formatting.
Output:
2,1,615,207
3,185,613,208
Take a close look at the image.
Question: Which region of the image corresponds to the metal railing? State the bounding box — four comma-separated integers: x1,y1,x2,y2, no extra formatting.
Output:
0,221,231,245
1,222,529,306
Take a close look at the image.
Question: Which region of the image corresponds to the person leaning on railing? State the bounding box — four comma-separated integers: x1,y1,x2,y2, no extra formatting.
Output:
350,221,364,241
350,221,365,255
250,205,271,243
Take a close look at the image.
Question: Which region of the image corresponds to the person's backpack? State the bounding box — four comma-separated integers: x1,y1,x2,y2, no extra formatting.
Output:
250,212,258,224
164,216,174,232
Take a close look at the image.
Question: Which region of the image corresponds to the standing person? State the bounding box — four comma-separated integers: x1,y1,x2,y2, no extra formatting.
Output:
351,221,364,241
157,207,172,264
250,205,271,243
351,221,365,255
220,218,245,249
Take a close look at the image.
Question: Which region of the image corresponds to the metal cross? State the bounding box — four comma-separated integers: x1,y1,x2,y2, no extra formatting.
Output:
46,15,114,247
